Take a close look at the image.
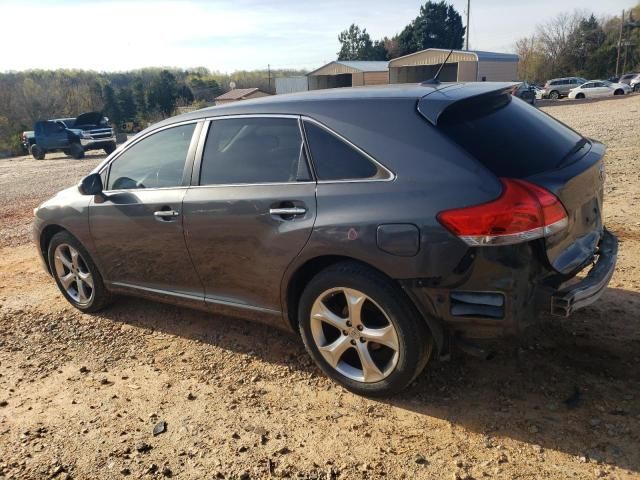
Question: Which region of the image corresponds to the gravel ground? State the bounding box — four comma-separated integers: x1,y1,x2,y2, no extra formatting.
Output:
1,96,639,479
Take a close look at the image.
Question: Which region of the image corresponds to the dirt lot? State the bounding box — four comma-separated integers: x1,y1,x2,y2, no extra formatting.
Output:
1,97,639,480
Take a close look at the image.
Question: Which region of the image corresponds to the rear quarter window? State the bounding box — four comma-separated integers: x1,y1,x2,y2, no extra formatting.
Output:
437,94,583,178
303,121,386,181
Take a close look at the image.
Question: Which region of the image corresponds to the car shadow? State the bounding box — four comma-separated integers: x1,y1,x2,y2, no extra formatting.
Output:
95,286,640,473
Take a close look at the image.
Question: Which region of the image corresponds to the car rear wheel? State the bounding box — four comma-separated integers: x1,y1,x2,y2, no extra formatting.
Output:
48,231,112,312
298,262,433,397
576,93,585,99
104,142,116,155
69,143,85,159
31,144,45,160
549,90,560,100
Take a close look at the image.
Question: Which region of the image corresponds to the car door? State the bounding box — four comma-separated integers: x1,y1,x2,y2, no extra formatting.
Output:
89,121,205,300
182,115,317,319
594,82,611,97
580,82,593,97
40,121,67,150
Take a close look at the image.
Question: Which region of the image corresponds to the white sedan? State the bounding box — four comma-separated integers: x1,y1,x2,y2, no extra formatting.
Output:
568,80,632,99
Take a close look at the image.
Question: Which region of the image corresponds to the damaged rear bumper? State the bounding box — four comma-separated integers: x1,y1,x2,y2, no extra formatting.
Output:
550,230,617,317
401,230,618,345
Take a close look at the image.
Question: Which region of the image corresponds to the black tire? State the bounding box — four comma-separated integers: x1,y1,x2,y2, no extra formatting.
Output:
62,149,71,156
31,144,45,160
103,142,116,155
634,84,640,92
614,89,624,96
298,261,433,397
548,90,560,100
576,93,585,99
69,143,85,159
47,231,112,313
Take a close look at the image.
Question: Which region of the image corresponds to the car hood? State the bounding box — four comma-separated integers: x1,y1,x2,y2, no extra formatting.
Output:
74,111,104,127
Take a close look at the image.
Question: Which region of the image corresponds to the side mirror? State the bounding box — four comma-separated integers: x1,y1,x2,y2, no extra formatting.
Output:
78,173,103,195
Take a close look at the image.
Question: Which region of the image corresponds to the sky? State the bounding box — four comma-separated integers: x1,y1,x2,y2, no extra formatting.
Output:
0,0,634,73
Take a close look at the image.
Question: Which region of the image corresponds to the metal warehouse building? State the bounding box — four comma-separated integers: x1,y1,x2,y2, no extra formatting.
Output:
389,48,519,83
307,61,389,90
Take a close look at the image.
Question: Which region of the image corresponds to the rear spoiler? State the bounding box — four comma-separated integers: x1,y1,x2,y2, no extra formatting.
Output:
417,82,519,126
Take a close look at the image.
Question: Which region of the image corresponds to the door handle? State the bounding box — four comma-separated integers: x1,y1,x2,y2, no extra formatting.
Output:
269,207,306,216
154,210,180,218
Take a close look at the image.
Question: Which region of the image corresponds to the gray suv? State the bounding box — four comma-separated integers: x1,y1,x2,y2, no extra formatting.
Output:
33,83,617,396
541,77,588,99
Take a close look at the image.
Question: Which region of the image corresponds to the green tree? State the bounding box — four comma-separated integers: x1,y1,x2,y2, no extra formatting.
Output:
565,15,606,77
117,87,137,122
132,78,147,118
102,84,121,126
396,1,465,56
147,70,179,117
177,84,194,106
337,24,384,60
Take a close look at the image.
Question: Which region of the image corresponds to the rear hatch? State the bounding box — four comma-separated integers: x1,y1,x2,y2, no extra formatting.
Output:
421,86,605,275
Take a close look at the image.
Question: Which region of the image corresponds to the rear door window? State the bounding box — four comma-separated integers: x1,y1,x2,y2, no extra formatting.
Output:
303,121,381,180
199,117,310,185
437,93,583,178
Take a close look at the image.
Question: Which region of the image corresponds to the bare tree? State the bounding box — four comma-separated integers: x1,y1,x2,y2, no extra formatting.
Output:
536,11,584,75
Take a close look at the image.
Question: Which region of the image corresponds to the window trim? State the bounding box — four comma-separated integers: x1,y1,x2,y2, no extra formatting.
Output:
98,119,202,193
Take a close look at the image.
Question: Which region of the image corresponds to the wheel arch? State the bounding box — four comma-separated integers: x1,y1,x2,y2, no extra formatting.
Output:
283,254,445,351
40,224,68,274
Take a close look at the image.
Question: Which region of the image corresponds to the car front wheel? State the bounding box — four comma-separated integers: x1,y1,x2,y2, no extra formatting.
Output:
31,144,45,160
69,143,85,159
104,142,116,155
298,262,433,397
48,231,112,312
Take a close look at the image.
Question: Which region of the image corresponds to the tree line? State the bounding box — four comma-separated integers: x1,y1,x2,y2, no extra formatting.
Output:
337,1,465,61
515,4,640,83
0,67,304,155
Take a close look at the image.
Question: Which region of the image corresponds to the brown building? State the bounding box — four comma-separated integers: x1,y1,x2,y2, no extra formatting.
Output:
214,88,271,105
307,61,389,90
389,48,519,83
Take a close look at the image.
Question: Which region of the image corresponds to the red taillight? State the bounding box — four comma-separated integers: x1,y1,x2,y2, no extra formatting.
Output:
437,178,568,246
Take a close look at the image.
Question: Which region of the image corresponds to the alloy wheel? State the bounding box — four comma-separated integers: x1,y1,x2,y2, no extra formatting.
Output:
53,243,94,306
309,287,400,383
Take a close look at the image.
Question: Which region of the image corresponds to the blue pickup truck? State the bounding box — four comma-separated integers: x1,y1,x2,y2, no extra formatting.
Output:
29,112,116,160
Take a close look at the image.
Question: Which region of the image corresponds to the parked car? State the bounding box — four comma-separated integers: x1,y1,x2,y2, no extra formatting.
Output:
23,119,81,154
628,73,640,92
618,72,639,86
568,80,632,99
510,82,536,105
30,112,116,160
533,85,544,100
34,83,617,396
540,77,587,99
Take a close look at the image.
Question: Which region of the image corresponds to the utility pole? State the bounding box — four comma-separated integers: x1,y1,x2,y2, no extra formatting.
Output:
615,9,624,77
268,64,271,92
465,0,470,50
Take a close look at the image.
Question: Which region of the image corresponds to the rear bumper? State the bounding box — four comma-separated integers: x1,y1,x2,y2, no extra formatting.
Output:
401,230,618,344
550,230,617,316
